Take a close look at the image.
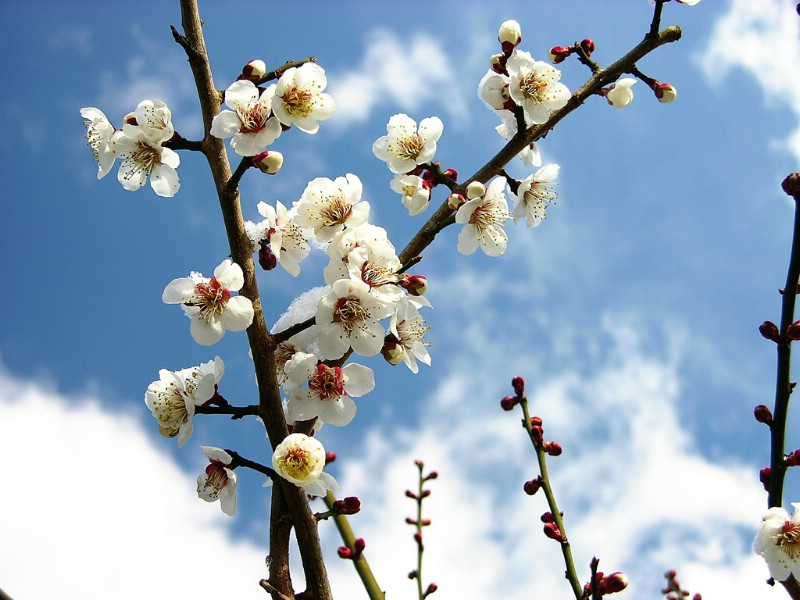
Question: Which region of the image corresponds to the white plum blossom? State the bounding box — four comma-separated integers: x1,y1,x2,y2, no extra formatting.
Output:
270,62,335,134
284,352,375,426
162,259,254,345
197,446,237,516
456,177,510,256
513,163,560,227
144,357,224,447
372,114,444,174
478,70,511,112
271,433,337,496
80,107,121,179
345,245,403,303
390,174,431,216
316,279,394,359
754,503,800,583
387,298,431,374
506,50,570,125
294,173,370,243
114,103,180,197
323,224,396,284
210,79,282,156
247,201,311,276
605,78,637,109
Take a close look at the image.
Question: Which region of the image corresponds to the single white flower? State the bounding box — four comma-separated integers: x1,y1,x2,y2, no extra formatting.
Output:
144,357,224,447
114,118,180,197
284,354,375,427
197,446,237,516
250,201,311,276
606,78,637,109
80,107,121,179
345,245,403,303
133,99,175,144
390,174,431,216
513,163,560,227
372,114,444,174
162,259,254,346
271,62,335,134
271,433,338,497
316,278,394,359
456,177,510,256
323,224,396,284
754,503,800,582
211,79,282,156
294,173,370,243
388,298,431,374
478,70,511,112
506,50,570,125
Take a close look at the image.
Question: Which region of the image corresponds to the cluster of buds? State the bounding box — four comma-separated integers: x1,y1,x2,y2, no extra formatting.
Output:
500,375,526,411
337,537,365,560
759,319,800,344
584,571,628,596
528,416,563,455
549,38,595,64
661,569,702,600
406,572,438,599
331,496,361,516
489,20,523,74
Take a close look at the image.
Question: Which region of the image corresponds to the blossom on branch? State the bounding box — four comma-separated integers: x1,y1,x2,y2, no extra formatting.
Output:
372,113,444,174
246,200,310,276
506,50,570,125
145,357,225,447
456,177,510,256
294,173,370,243
80,107,121,179
390,174,431,216
271,433,338,496
197,446,237,516
270,62,335,134
754,502,800,582
605,78,637,109
385,298,431,374
162,259,254,345
210,79,282,156
513,163,560,227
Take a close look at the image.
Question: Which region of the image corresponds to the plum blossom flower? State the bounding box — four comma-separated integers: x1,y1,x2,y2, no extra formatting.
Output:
754,503,800,582
271,433,338,496
162,259,254,345
390,174,431,216
506,50,570,125
372,114,444,174
210,80,282,156
323,224,396,284
246,201,310,276
80,107,121,179
270,62,335,134
513,163,560,227
284,352,375,426
145,357,224,447
114,101,180,197
478,70,512,112
386,298,431,374
316,279,394,359
605,78,637,109
345,245,403,303
197,446,237,516
294,173,370,243
456,177,510,256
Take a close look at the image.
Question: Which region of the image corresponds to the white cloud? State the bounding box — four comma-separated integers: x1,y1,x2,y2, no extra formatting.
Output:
0,366,268,600
699,0,800,162
328,29,469,128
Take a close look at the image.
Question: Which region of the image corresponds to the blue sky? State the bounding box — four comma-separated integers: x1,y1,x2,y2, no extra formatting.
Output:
2,0,799,598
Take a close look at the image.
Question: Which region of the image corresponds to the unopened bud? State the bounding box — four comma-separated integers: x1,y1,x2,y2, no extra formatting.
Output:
654,82,677,103
337,546,353,559
400,274,428,296
530,425,544,446
511,375,525,396
405,489,418,499
252,150,284,174
787,320,800,340
408,570,418,580
382,334,405,366
759,320,780,341
545,442,563,456
754,404,773,425
783,173,800,198
424,583,438,598
490,53,508,74
258,245,278,271
424,471,438,480
332,496,361,515
580,38,595,55
760,466,772,490
447,193,465,210
354,538,366,553
239,59,267,83
530,416,543,427
500,395,518,411
788,450,800,466
499,20,522,54
549,45,572,64
602,572,628,594
540,511,555,522
443,168,458,181
524,477,542,495
543,522,564,542
325,451,337,464
466,181,486,199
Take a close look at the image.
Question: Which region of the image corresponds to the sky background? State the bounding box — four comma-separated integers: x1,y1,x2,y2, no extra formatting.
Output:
2,0,800,598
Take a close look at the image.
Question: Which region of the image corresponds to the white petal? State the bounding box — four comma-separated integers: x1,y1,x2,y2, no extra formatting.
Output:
342,363,375,397
162,278,196,304
214,260,244,291
190,316,225,346
219,296,254,332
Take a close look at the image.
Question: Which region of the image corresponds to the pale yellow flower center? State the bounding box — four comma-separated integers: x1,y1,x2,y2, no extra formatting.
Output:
774,521,800,559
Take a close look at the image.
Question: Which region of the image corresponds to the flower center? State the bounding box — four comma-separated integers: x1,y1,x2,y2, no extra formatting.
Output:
237,101,270,133
203,462,229,499
319,196,353,226
469,200,506,229
281,84,314,118
188,277,231,323
308,364,346,400
774,521,800,559
519,72,548,103
333,296,369,334
280,447,314,480
360,260,397,289
153,383,187,435
397,317,431,348
524,181,557,205
122,142,161,180
395,132,424,160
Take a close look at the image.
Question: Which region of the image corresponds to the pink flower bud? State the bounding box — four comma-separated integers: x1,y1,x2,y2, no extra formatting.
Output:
499,20,522,54
405,517,417,525
543,522,564,542
466,181,486,200
332,496,361,515
325,451,337,464
447,193,465,210
524,477,542,495
239,59,267,83
759,320,780,341
655,82,678,103
443,168,458,181
759,466,771,490
754,404,773,425
549,46,572,64
337,546,353,559
400,274,428,296
500,395,518,411
783,173,800,197
424,583,438,597
580,38,595,55
252,150,284,175
511,375,525,396
602,572,628,594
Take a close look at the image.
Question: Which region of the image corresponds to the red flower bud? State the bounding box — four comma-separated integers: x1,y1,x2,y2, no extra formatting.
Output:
601,572,628,594
760,466,772,490
530,416,543,427
580,38,595,55
325,451,337,464
530,425,544,446
354,538,366,553
424,583,438,597
754,404,773,425
500,395,518,411
400,274,428,296
787,320,800,341
783,173,800,198
258,245,278,271
543,522,564,542
548,45,572,64
787,450,800,467
759,320,780,341
443,168,458,181
337,546,353,559
405,490,418,499
511,375,525,397
424,471,438,480
332,496,361,515
408,570,418,580
540,511,555,522
523,477,542,495
545,442,563,456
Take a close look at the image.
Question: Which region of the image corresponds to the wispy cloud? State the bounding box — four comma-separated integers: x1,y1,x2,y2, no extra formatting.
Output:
328,29,470,128
699,0,800,162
